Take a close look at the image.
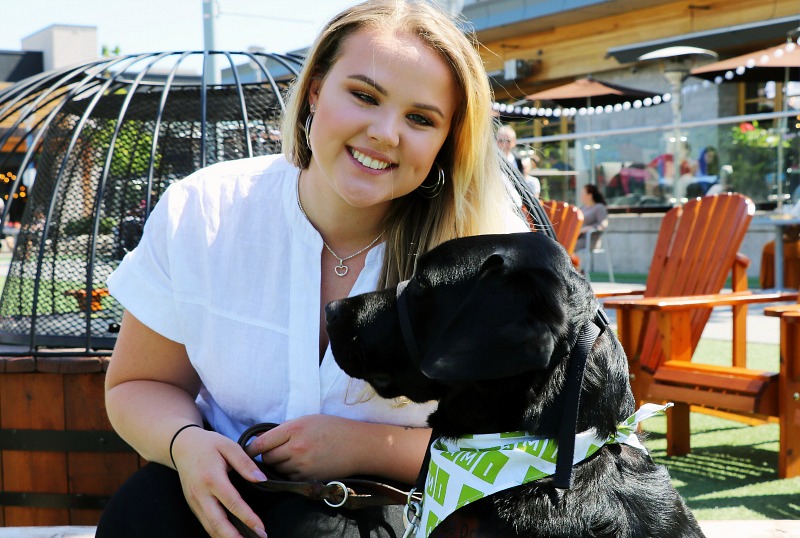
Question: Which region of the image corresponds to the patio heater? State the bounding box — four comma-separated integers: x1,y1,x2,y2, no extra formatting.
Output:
638,46,717,201
0,50,303,356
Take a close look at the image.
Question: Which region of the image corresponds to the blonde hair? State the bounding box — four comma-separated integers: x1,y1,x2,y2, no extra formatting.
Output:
282,0,516,287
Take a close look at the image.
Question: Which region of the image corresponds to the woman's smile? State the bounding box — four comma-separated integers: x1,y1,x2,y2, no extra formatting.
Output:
348,147,395,171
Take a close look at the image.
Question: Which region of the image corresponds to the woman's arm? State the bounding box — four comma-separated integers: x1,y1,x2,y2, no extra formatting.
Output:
105,311,203,464
246,415,432,484
106,311,269,538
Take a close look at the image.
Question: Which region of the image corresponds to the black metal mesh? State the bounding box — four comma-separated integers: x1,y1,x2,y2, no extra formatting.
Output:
0,52,302,353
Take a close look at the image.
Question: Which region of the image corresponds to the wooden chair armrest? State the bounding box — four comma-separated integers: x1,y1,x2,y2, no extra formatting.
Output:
765,303,800,318
593,282,645,298
605,291,797,312
595,290,644,299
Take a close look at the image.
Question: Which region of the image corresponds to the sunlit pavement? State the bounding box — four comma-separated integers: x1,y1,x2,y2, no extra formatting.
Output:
599,294,779,346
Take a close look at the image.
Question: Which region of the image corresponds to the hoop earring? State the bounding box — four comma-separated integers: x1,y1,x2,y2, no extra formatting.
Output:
417,162,445,198
304,104,316,149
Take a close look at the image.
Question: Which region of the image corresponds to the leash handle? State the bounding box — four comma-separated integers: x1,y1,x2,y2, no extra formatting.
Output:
236,422,419,509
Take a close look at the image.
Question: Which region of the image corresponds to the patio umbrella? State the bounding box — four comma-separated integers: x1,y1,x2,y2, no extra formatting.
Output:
691,41,800,207
690,42,800,83
526,77,660,109
526,78,662,184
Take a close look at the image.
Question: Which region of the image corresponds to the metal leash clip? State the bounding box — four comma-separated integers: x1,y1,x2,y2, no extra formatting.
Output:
402,487,422,538
323,480,349,507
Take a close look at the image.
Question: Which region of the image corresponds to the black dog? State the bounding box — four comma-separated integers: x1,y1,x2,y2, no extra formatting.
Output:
326,232,704,538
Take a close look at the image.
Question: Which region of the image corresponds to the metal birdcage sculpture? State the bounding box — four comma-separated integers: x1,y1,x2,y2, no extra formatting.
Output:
0,51,302,355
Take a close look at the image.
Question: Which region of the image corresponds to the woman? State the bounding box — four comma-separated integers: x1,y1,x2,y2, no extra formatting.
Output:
688,145,722,197
697,146,720,177
98,1,531,537
575,184,608,252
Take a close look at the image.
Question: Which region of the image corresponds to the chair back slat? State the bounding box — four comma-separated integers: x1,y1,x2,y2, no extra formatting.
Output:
643,205,680,298
541,200,584,255
638,194,754,372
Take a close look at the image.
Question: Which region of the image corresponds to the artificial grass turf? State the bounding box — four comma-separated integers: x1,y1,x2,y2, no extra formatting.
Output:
640,338,800,520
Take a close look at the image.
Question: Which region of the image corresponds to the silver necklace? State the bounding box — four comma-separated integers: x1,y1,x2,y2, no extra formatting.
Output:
296,175,383,277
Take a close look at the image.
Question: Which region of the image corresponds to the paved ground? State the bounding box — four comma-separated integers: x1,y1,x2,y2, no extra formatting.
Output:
604,298,780,346
0,250,11,277
695,299,780,345
593,281,780,346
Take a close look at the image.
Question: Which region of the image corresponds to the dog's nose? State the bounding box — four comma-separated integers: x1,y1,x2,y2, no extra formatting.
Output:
324,300,341,324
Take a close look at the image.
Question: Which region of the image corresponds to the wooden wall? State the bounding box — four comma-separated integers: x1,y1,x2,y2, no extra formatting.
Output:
480,0,800,99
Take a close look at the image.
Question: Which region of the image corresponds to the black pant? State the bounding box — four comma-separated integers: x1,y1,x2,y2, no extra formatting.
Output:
96,463,406,538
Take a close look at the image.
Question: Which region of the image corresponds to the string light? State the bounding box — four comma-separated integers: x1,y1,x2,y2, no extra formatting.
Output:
493,40,800,118
491,91,672,118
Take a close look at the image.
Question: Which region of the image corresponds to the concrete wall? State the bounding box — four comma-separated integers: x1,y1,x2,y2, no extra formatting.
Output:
603,212,773,278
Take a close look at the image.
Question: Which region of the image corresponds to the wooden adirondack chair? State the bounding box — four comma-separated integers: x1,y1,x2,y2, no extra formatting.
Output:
540,199,583,267
764,302,800,478
604,193,799,477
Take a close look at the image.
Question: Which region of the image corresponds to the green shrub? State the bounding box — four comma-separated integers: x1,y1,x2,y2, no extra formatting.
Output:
63,216,117,235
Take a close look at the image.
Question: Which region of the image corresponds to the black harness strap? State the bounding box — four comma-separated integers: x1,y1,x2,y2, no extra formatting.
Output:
553,308,610,489
396,279,423,368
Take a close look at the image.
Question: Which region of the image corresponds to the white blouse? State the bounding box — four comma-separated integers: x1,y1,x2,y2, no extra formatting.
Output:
107,154,436,442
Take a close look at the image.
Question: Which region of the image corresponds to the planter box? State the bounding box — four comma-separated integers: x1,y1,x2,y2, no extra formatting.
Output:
0,355,143,526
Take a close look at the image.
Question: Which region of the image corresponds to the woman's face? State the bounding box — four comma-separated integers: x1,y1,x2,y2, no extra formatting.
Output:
306,27,458,210
581,187,592,205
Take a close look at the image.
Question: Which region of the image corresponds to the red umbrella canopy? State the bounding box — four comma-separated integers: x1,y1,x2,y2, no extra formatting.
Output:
690,42,800,83
526,78,661,108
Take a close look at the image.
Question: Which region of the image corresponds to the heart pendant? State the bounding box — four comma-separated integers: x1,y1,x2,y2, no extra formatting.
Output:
334,264,349,277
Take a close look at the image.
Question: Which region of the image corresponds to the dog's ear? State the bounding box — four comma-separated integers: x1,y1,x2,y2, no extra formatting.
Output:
419,252,561,381
479,252,504,274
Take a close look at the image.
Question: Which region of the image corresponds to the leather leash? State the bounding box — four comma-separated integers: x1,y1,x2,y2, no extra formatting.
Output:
237,423,422,510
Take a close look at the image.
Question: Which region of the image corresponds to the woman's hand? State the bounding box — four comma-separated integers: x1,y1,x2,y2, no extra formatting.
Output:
245,415,363,481
172,425,270,538
244,415,432,485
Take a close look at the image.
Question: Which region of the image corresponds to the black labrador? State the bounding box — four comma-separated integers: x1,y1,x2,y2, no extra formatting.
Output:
326,232,705,538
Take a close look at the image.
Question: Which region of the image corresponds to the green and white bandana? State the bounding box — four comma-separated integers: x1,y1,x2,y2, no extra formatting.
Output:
415,402,672,538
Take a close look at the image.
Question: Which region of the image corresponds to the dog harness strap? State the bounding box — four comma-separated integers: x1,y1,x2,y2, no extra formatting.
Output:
415,428,438,493
553,308,609,490
396,280,424,367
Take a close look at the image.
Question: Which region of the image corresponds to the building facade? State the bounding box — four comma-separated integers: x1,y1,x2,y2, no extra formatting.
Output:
466,0,800,207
